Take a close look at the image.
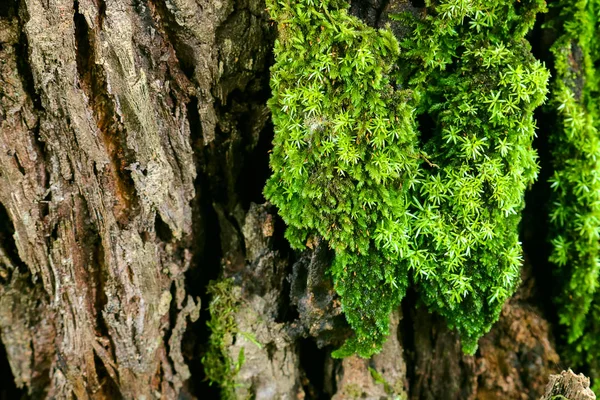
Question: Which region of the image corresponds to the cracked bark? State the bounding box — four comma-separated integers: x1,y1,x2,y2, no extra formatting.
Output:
0,0,272,397
540,370,596,400
0,0,579,399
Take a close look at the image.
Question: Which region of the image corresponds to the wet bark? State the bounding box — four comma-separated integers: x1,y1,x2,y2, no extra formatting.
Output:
0,0,573,399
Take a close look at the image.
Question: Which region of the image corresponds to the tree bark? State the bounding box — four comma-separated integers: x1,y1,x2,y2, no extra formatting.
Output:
540,370,596,400
0,0,272,397
0,0,573,399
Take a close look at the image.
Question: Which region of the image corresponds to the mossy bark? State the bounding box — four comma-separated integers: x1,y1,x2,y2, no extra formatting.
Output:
0,0,584,399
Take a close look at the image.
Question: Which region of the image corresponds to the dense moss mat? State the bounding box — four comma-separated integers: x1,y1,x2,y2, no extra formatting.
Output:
395,0,548,353
264,0,420,357
265,0,548,357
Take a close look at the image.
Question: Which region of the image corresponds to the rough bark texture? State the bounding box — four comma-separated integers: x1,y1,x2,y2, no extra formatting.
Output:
540,370,596,400
0,0,575,399
0,0,272,397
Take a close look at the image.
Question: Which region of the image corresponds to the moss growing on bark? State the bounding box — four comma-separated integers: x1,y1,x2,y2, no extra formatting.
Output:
265,0,549,357
547,0,600,388
396,0,549,353
202,0,600,392
201,279,245,399
264,0,420,357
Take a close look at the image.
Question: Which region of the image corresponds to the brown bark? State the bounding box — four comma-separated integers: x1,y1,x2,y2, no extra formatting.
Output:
0,0,272,397
540,370,596,400
0,0,572,399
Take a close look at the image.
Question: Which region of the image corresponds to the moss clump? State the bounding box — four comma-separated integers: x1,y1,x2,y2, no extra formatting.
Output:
396,0,549,353
265,0,549,357
264,0,420,357
201,279,245,399
546,0,600,388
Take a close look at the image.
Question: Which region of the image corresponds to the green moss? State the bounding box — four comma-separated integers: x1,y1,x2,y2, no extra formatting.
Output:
546,0,600,388
265,0,549,357
201,279,245,399
264,0,420,357
369,366,408,399
396,0,549,353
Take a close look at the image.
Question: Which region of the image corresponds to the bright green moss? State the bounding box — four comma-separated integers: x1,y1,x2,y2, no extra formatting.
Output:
265,0,549,357
546,0,600,388
201,279,245,399
264,0,420,357
396,0,549,353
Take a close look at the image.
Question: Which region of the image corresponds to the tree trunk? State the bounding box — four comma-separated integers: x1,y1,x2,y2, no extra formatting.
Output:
0,0,570,399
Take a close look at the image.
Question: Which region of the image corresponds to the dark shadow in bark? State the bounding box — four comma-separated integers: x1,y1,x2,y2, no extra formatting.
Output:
522,108,557,326
410,0,426,8
92,353,120,399
92,240,112,344
350,0,389,27
0,206,26,400
279,256,303,325
14,10,41,111
272,211,296,325
298,338,329,400
155,213,174,243
73,1,91,85
97,0,106,29
0,340,25,400
400,287,418,396
14,5,47,201
72,202,119,395
238,117,274,208
416,111,436,149
208,81,273,213
0,203,27,274
12,154,25,176
0,0,17,19
184,96,222,399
